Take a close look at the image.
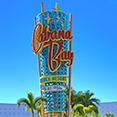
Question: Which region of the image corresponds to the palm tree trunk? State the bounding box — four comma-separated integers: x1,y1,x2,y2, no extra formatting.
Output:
32,109,34,117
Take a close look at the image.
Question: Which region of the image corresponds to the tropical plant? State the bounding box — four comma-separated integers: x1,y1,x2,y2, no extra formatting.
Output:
66,85,100,114
90,111,104,117
105,113,115,117
17,92,47,117
36,100,42,117
74,90,100,114
72,104,98,116
90,111,115,117
70,110,81,117
80,90,100,108
69,110,115,117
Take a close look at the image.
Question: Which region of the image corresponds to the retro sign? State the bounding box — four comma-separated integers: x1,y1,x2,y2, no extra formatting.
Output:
32,3,73,115
32,23,73,72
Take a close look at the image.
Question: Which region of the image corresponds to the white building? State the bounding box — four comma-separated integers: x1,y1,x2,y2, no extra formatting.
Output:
0,103,34,117
0,102,117,117
98,102,117,116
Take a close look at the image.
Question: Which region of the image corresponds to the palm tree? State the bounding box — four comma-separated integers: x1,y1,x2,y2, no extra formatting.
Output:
79,90,100,114
72,91,84,108
17,92,47,117
66,86,100,116
36,100,42,117
72,104,85,116
90,111,104,117
105,113,115,117
70,110,81,117
72,104,98,117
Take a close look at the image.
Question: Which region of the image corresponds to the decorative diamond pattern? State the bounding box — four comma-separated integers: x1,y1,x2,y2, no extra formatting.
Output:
36,11,68,112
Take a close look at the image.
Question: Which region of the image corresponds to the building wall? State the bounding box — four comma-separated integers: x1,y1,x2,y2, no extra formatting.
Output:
0,103,36,117
0,102,117,117
98,102,117,116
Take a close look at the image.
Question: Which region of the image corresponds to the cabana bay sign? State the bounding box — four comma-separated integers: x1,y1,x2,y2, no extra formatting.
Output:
32,23,73,72
32,3,73,117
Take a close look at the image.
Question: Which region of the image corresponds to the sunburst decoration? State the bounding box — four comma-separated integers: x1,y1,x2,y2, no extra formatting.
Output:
61,22,63,27
45,14,52,24
54,3,60,12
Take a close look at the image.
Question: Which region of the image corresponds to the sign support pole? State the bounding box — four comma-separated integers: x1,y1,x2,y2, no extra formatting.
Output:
41,3,45,117
34,3,45,117
68,14,72,117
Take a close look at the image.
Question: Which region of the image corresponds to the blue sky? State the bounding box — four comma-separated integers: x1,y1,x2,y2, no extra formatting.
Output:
0,0,117,104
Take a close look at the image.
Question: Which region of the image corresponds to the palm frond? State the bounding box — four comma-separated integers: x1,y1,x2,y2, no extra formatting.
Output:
84,90,94,101
73,104,84,111
34,96,47,106
27,92,34,108
17,98,30,107
36,105,42,116
88,105,98,114
40,96,47,102
90,98,100,105
25,105,29,111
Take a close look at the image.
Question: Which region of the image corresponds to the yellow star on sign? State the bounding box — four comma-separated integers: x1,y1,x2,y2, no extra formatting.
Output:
54,3,60,12
45,14,52,24
61,22,63,27
57,16,60,21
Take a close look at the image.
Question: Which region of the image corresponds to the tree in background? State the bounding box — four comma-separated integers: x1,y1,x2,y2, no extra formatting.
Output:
69,111,115,117
17,92,46,117
90,111,103,117
66,86,100,116
105,113,115,117
72,104,98,116
36,100,42,117
79,90,100,114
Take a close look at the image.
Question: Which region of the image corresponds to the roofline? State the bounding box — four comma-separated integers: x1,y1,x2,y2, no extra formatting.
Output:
100,101,117,104
1,101,117,105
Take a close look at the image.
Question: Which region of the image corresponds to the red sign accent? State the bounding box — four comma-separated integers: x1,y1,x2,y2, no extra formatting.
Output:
32,23,73,72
